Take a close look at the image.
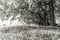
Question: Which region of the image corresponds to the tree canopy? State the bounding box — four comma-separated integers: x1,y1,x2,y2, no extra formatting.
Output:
0,0,58,25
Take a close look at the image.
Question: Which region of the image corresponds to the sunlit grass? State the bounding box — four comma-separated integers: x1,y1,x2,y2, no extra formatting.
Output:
0,29,60,40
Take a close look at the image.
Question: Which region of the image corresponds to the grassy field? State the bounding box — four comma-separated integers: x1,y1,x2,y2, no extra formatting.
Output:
0,26,60,40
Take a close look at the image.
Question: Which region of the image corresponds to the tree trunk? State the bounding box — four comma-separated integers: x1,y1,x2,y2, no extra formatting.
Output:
49,0,55,26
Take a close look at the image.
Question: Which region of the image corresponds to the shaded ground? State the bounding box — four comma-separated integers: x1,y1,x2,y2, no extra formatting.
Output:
0,26,60,40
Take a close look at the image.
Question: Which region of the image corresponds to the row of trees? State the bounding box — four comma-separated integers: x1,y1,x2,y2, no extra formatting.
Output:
0,0,57,26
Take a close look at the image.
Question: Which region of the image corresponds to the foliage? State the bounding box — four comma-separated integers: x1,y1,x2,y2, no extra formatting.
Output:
0,0,41,24
0,0,57,25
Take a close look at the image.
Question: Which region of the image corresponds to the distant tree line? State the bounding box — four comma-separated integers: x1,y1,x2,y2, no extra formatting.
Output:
0,0,57,26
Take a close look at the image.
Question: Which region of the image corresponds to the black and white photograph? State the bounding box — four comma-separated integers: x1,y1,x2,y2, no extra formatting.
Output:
0,0,60,40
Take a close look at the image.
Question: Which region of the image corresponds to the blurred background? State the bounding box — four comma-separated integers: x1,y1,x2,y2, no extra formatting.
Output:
0,0,60,27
